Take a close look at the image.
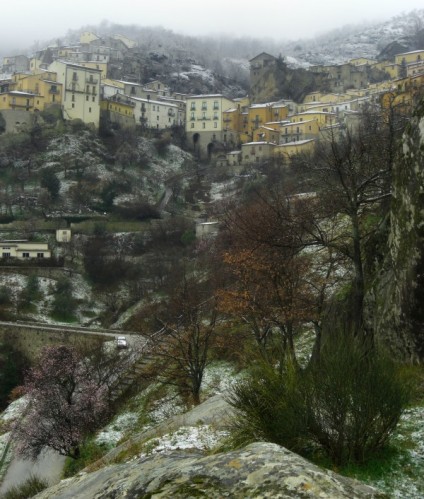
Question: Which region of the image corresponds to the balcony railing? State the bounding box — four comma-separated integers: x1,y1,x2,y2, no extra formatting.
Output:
197,117,211,121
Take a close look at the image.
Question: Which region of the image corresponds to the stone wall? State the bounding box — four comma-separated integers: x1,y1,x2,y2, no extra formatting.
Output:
0,324,109,362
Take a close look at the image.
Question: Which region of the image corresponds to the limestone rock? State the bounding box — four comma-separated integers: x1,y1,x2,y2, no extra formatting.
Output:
371,99,424,361
35,442,384,498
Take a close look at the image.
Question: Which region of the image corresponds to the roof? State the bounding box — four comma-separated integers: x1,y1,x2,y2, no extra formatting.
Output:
250,102,275,108
397,49,424,56
54,60,102,72
130,96,178,108
282,120,317,127
188,94,228,99
298,110,336,116
9,91,35,96
242,141,276,146
277,139,315,147
249,52,276,63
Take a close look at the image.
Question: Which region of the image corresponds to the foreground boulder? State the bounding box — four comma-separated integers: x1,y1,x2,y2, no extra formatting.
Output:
36,442,384,498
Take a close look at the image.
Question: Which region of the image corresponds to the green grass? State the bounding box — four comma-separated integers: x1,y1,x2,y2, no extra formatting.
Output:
2,474,48,499
62,439,111,478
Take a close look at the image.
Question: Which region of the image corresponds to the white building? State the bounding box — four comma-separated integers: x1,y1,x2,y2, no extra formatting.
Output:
49,60,102,127
0,240,51,259
131,97,179,129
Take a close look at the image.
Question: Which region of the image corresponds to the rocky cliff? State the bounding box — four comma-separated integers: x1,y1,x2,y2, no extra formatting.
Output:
35,442,383,498
371,99,424,362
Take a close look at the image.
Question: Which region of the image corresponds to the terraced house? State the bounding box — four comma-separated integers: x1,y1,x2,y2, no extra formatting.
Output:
185,94,236,158
49,60,101,127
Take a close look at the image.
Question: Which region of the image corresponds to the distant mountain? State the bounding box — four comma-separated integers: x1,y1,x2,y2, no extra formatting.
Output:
281,9,424,66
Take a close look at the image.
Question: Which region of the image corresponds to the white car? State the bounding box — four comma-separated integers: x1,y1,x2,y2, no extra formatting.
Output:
116,336,128,349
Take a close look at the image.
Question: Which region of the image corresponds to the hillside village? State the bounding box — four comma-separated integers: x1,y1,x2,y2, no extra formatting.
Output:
1,30,424,167
1,17,424,499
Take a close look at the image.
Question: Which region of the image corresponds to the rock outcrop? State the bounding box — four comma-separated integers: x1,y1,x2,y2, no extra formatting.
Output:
371,99,424,361
35,442,384,498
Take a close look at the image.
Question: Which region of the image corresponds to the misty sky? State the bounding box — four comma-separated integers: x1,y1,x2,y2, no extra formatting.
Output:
1,0,424,53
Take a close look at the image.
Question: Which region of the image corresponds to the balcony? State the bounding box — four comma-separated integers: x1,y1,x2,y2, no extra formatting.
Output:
197,117,211,121
88,78,98,84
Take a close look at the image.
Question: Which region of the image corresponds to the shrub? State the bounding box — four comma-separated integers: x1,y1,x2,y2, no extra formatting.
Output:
228,333,411,466
2,474,48,499
227,360,309,452
306,334,410,465
63,438,109,478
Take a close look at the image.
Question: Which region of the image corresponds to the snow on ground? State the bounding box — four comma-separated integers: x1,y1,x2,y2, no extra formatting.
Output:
0,397,28,425
138,425,229,457
368,406,424,498
201,362,239,397
95,412,139,447
209,178,239,202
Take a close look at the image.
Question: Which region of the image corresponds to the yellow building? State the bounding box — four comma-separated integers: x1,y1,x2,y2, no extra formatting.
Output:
101,93,135,128
253,126,280,143
395,50,424,66
223,106,241,134
78,62,108,80
274,139,316,162
248,103,274,131
303,92,348,104
10,71,62,109
349,57,376,66
185,94,237,157
241,141,276,165
280,120,320,143
80,32,100,44
383,63,400,79
49,60,101,127
0,91,36,112
290,111,336,127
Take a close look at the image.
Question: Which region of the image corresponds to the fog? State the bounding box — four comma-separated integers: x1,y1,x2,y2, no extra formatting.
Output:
1,0,423,55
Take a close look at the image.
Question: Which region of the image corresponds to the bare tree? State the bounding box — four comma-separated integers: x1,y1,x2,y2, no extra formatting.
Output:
146,271,219,405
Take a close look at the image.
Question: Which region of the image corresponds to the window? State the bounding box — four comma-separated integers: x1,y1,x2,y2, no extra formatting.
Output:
213,112,218,120
202,101,207,110
190,112,195,120
214,122,217,128
92,96,95,102
157,116,159,120
72,72,77,81
86,95,89,101
213,101,219,110
22,252,30,258
2,253,10,258
191,123,194,128
72,94,75,102
86,85,90,93
190,102,195,110
89,107,91,112
92,86,96,94
72,103,75,108
202,112,206,119
202,122,205,129
153,105,156,111
37,253,44,258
